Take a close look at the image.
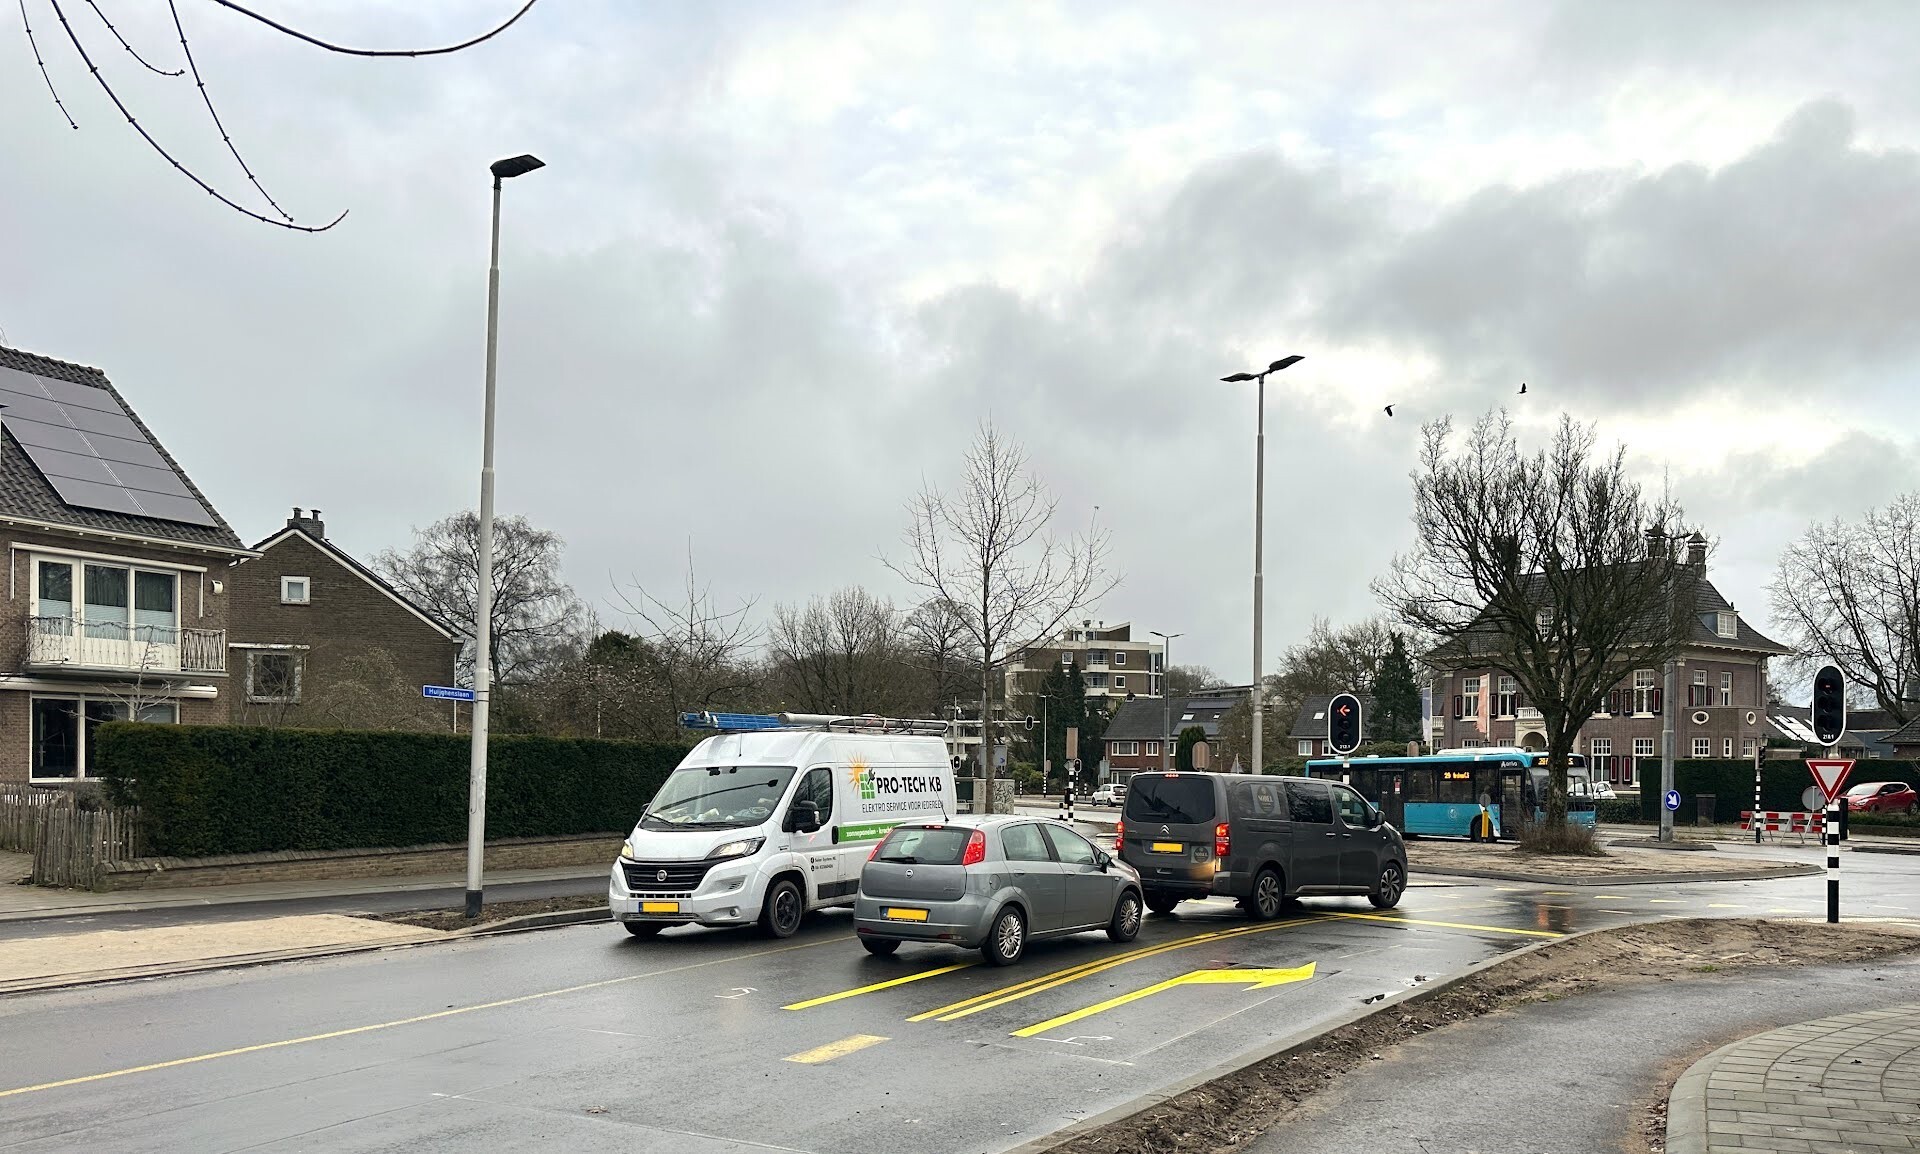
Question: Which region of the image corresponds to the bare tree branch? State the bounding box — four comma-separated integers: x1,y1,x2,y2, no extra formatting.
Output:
206,0,542,57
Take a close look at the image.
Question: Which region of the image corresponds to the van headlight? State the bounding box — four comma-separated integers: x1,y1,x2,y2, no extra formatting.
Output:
707,837,765,861
618,842,638,862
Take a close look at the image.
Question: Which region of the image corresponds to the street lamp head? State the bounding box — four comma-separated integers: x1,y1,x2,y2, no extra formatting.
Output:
1268,356,1304,372
490,154,546,180
1221,372,1257,383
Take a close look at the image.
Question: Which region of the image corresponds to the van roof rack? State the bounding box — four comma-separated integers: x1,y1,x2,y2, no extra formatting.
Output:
680,711,950,736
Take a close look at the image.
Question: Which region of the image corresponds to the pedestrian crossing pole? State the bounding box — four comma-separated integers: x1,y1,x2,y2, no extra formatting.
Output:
1753,740,1764,846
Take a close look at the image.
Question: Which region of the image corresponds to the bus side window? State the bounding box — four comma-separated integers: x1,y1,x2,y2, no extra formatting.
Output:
1437,770,1475,804
1405,770,1435,802
1351,767,1379,798
1228,783,1256,819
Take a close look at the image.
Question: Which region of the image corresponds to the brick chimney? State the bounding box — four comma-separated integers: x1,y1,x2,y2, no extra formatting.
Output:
1687,531,1708,568
287,506,326,539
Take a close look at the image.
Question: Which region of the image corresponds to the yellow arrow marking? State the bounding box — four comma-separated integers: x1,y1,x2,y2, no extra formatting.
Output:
1011,963,1316,1038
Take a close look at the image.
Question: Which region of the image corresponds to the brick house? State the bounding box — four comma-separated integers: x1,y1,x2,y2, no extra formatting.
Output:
0,346,253,785
226,508,463,730
1287,693,1378,758
1430,533,1789,786
1101,689,1250,781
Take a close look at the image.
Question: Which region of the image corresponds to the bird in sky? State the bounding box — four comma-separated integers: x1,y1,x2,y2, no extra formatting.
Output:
1384,404,1395,417
1518,382,1528,395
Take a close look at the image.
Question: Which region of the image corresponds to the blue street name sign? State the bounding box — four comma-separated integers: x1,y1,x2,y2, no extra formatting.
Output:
1664,789,1682,812
423,685,476,702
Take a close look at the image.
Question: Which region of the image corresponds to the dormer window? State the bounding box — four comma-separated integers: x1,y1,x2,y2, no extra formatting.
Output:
1715,611,1737,639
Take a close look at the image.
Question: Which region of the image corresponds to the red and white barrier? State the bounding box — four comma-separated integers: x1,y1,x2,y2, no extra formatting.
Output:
1740,810,1826,834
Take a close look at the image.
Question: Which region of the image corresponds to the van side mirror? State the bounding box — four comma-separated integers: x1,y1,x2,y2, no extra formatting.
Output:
1369,806,1385,829
786,800,821,833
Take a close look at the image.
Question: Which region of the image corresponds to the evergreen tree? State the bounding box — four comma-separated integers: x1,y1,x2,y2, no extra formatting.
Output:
1374,632,1422,744
1175,726,1208,771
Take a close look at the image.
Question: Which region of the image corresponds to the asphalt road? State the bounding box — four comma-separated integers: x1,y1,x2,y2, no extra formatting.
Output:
1,848,1916,1153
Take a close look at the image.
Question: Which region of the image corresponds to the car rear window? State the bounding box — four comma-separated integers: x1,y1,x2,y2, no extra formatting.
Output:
1124,775,1217,824
873,825,971,864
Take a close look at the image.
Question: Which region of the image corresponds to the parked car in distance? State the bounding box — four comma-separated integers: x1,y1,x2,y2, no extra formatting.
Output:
854,816,1144,966
1091,783,1127,806
1843,781,1919,815
1117,771,1407,918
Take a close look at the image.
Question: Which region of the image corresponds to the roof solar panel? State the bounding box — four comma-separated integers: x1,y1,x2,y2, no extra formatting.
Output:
0,364,220,528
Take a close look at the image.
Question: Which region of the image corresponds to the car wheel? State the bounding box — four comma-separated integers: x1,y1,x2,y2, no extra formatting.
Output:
1369,861,1406,910
1107,890,1143,943
982,906,1026,966
1249,867,1284,921
622,921,664,938
860,937,900,956
758,878,805,939
1145,893,1181,915
1909,802,1918,816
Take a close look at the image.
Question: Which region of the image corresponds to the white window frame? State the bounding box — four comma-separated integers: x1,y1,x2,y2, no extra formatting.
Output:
1496,675,1518,718
244,649,305,704
1634,668,1658,715
1113,674,1126,689
1460,738,1486,749
1633,737,1656,759
1720,671,1733,707
1742,737,1757,759
28,693,180,783
1297,739,1313,756
281,575,312,605
1590,737,1612,758
1086,672,1108,689
1112,741,1139,757
1724,738,1733,758
1716,611,1737,639
1144,741,1160,757
1462,676,1482,719
1112,651,1126,666
1691,737,1712,758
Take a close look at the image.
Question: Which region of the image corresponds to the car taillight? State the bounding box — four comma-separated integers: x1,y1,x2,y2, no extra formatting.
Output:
1215,823,1230,858
961,829,987,866
869,839,886,861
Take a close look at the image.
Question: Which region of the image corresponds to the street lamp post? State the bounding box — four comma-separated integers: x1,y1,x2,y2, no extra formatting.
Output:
1220,356,1303,774
465,153,545,920
1151,630,1183,772
1646,526,1678,845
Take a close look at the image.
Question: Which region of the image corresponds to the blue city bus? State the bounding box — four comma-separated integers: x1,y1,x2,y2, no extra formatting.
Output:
1305,749,1598,841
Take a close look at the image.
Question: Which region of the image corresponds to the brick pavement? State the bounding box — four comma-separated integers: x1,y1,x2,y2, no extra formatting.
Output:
1669,1004,1920,1153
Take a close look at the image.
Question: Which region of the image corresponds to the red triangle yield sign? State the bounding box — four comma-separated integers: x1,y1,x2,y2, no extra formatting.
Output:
1807,759,1856,807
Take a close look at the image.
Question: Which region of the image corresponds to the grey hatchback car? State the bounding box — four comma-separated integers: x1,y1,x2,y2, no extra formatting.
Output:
1118,772,1407,918
854,816,1144,965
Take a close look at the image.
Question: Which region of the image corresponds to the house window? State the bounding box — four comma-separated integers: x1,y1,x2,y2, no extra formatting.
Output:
1496,675,1518,718
1462,676,1481,719
1634,669,1659,714
1590,737,1612,759
1297,740,1313,756
1086,649,1108,666
1633,737,1656,759
281,576,311,605
1743,738,1757,759
1691,737,1712,758
30,557,182,666
1086,673,1108,689
1690,669,1708,707
1145,742,1160,757
1724,738,1733,758
1112,651,1126,666
1111,741,1139,757
1460,738,1486,749
30,695,178,782
1720,672,1733,707
1113,675,1126,689
1535,607,1554,630
246,651,303,704
1716,611,1737,639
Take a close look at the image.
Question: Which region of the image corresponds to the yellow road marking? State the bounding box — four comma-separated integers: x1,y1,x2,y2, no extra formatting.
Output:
921,920,1315,1023
782,962,974,1010
0,935,841,1101
1707,904,1745,909
1593,895,1628,900
1648,899,1686,905
1325,911,1564,939
783,1034,890,1064
1012,963,1317,1038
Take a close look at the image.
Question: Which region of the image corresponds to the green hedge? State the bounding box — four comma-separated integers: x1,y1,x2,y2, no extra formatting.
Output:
1634,759,1920,824
1596,799,1643,824
97,723,686,859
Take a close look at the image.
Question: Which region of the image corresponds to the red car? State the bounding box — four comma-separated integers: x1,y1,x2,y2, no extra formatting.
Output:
1842,781,1920,815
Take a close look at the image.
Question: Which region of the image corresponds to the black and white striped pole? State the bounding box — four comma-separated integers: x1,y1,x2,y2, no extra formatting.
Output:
1809,665,1849,925
1752,739,1764,846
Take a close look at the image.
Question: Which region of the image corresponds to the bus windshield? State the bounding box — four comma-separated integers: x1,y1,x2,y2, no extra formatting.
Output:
642,765,798,831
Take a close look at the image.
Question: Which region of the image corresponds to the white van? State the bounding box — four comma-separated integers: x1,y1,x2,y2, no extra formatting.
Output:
610,714,957,939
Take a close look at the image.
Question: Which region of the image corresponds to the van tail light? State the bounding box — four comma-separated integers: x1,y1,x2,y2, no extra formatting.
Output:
961,829,988,866
1215,823,1230,858
1115,819,1124,840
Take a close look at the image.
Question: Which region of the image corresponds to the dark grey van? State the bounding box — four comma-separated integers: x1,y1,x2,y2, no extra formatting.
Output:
1118,772,1407,918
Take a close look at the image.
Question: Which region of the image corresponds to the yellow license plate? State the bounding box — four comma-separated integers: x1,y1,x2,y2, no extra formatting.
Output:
885,907,929,922
1150,841,1184,853
640,901,681,914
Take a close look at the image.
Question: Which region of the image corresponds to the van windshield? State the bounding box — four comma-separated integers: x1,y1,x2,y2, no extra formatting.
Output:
1124,775,1216,824
642,765,798,830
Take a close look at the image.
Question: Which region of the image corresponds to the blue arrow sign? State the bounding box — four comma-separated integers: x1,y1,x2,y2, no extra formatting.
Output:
1664,789,1682,812
423,684,476,702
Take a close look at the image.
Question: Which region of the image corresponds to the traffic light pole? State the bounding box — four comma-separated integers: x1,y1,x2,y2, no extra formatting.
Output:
1827,743,1840,924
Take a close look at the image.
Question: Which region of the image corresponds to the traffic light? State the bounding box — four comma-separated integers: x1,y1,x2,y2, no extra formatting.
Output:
1327,692,1364,756
1812,664,1847,747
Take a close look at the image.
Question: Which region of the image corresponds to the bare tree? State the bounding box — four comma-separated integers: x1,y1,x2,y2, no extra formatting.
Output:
373,511,587,688
884,422,1116,811
611,553,759,737
902,596,981,714
1769,493,1920,724
313,647,446,732
1266,615,1397,732
1374,411,1694,833
766,587,921,716
1164,664,1227,697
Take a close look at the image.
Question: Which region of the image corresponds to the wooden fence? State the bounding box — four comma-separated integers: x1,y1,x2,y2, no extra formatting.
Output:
0,785,141,889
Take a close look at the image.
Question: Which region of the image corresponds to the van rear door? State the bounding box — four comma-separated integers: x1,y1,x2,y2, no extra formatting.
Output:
1121,773,1218,874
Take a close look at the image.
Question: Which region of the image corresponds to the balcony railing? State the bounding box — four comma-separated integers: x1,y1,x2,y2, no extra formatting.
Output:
25,617,225,675
1516,707,1544,721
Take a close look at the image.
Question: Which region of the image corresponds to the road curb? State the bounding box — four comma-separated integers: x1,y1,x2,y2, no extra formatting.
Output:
1411,862,1820,886
1662,1035,1745,1154
1851,843,1920,856
0,906,614,999
1000,919,1632,1154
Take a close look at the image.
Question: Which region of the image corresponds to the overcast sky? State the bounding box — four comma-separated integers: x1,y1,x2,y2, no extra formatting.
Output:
5,1,1919,683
